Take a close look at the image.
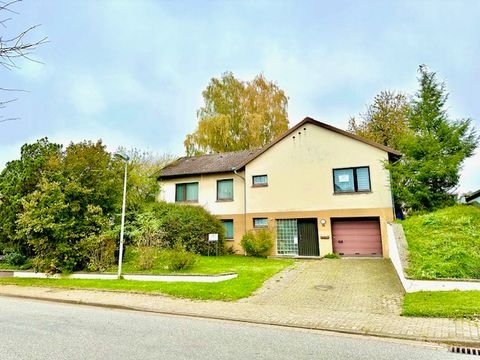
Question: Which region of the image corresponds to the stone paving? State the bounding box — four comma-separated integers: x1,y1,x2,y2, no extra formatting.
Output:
245,260,404,315
0,259,478,345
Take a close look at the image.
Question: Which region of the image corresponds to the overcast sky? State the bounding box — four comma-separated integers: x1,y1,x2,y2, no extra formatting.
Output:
1,0,479,193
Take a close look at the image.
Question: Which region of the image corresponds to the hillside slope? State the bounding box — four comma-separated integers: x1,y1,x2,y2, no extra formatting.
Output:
402,205,480,279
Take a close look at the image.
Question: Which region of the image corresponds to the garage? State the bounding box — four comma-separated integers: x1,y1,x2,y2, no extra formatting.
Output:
331,218,382,257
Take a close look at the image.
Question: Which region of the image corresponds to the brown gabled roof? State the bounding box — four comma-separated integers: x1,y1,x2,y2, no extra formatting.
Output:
159,149,261,179
160,117,402,179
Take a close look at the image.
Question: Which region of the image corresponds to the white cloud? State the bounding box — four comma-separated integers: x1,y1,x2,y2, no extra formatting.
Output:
259,44,383,126
458,150,480,194
0,142,22,168
17,56,50,81
69,75,106,115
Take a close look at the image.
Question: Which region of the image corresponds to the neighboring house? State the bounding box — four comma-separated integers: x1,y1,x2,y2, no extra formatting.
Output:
159,117,401,258
465,189,480,205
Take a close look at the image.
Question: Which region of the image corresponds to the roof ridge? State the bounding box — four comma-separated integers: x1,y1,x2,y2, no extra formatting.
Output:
179,148,261,160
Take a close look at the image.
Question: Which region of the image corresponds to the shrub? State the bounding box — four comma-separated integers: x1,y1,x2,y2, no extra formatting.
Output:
82,234,116,272
161,242,198,271
142,202,225,255
130,211,165,248
323,253,340,259
240,229,273,257
4,252,27,266
136,246,160,270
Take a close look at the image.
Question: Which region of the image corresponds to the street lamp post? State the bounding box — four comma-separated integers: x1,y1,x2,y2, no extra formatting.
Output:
115,152,130,279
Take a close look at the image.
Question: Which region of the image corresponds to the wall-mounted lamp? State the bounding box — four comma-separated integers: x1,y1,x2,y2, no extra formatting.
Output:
320,219,327,227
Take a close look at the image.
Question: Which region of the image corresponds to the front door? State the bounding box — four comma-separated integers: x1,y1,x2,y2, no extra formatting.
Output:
298,218,319,256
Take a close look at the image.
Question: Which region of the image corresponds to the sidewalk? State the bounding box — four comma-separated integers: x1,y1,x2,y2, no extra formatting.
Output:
0,260,478,346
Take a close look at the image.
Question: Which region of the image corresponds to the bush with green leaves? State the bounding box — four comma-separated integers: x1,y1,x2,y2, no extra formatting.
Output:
131,246,158,270
4,252,27,266
240,229,274,257
82,233,117,272
323,253,340,259
160,242,198,271
142,202,225,255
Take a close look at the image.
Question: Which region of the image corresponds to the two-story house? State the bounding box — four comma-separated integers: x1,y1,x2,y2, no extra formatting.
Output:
159,117,401,258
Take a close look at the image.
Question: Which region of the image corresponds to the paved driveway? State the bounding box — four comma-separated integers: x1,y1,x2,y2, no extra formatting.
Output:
245,259,404,316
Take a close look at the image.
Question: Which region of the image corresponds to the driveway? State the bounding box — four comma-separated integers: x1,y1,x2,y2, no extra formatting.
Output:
245,259,404,316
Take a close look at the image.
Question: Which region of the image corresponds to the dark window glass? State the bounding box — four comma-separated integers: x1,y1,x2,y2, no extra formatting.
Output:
253,218,268,228
217,179,234,200
175,182,198,202
252,175,268,187
222,220,234,239
333,167,370,193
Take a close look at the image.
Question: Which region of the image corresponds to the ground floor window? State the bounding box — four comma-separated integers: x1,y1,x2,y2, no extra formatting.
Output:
276,219,298,255
253,217,268,228
222,219,234,240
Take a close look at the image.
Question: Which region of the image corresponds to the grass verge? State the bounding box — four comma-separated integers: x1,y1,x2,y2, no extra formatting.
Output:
403,291,480,318
401,205,480,279
0,256,294,301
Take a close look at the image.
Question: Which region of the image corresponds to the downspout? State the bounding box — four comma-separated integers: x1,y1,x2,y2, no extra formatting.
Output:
388,154,402,220
232,167,247,252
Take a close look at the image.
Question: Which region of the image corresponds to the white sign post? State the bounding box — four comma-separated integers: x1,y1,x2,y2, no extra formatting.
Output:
208,233,219,242
208,233,219,256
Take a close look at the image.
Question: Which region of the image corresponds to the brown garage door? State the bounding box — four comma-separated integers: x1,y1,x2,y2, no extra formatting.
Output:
332,218,382,256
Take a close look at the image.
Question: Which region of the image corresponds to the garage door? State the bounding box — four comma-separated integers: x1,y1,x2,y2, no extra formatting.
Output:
332,218,382,256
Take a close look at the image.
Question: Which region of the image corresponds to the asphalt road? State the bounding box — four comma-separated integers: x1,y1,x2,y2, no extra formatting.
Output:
0,297,473,360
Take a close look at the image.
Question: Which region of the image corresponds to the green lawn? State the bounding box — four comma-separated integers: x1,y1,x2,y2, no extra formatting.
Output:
401,205,480,280
403,291,480,318
0,256,294,301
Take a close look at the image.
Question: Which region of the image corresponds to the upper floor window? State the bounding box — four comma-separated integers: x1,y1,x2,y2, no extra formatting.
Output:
217,179,234,201
175,182,198,202
333,167,371,193
252,175,268,187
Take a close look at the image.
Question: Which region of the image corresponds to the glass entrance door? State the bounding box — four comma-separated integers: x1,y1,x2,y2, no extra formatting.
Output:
276,219,298,255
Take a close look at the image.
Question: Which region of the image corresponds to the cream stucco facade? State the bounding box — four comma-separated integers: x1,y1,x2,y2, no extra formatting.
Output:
159,119,398,258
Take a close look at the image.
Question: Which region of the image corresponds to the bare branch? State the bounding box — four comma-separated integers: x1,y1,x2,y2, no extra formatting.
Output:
0,117,19,123
0,98,17,108
1,0,47,121
0,1,48,69
0,1,21,15
0,17,12,28
0,24,48,69
0,87,27,92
